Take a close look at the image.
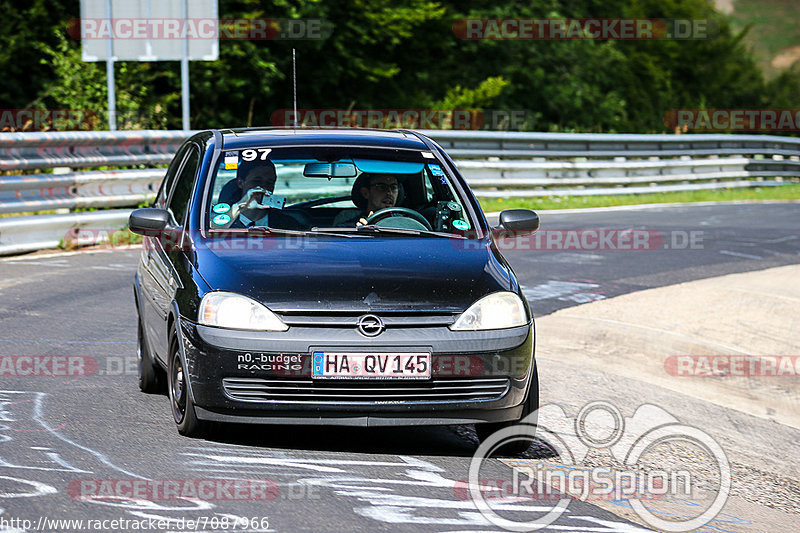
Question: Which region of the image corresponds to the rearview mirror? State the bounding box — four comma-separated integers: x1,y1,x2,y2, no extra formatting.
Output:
303,161,358,178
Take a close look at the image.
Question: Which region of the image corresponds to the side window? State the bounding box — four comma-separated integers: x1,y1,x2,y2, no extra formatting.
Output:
156,144,190,208
167,146,200,226
422,171,435,203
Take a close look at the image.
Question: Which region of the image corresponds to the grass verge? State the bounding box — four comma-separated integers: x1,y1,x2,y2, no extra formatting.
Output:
727,0,800,75
478,183,800,211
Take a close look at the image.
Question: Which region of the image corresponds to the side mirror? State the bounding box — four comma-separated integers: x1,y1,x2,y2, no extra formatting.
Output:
128,208,171,236
493,209,539,237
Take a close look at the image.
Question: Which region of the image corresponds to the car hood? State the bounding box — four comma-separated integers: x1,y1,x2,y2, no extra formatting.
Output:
193,235,513,313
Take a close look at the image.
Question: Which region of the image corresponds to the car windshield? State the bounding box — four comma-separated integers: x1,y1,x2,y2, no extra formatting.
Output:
205,146,474,236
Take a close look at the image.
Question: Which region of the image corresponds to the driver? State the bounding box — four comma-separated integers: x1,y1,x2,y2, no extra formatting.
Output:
333,173,399,226
357,173,399,226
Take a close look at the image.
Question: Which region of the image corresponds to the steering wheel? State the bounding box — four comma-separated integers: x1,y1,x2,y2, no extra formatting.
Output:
366,207,433,231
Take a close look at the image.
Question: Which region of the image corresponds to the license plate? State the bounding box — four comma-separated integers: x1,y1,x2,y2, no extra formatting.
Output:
311,352,431,379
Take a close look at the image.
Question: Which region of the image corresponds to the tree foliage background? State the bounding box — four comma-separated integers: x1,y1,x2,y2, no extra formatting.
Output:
1,0,798,133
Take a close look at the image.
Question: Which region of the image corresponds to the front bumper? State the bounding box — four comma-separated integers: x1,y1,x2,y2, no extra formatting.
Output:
179,318,536,426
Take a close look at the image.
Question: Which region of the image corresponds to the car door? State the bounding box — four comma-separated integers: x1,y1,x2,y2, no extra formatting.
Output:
139,143,188,358
142,144,200,362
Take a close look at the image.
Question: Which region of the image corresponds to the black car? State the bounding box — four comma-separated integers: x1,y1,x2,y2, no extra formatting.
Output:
129,128,540,442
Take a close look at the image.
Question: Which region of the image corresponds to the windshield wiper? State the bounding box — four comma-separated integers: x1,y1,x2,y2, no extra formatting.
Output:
306,227,363,238
309,225,456,238
244,226,307,237
354,225,452,238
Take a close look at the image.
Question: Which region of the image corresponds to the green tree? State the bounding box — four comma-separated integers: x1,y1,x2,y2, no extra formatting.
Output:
1,0,795,134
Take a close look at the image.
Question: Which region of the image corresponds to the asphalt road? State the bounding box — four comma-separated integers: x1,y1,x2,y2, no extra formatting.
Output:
503,201,800,316
0,202,797,533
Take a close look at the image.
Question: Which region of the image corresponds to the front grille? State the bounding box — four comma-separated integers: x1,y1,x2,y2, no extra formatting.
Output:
222,377,510,403
275,311,458,328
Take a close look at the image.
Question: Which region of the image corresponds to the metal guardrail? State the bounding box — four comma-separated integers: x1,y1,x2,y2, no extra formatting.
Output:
0,169,161,214
0,209,132,256
421,130,800,158
0,130,798,256
0,131,185,171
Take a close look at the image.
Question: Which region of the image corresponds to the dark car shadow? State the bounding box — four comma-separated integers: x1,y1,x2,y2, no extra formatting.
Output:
200,421,558,460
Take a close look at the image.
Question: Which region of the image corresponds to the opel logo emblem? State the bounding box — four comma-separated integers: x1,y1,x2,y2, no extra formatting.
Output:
357,314,385,337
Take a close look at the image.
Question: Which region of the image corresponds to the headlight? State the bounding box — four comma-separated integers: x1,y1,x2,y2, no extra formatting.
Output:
199,292,288,331
450,292,528,331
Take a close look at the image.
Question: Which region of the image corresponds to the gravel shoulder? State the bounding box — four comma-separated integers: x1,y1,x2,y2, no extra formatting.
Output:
527,264,800,531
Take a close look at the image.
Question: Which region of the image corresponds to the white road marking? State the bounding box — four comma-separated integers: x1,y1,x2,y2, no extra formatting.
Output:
0,390,148,479
557,315,751,355
558,293,606,304
486,199,800,218
186,451,640,531
0,307,40,317
538,253,605,264
522,281,605,303
0,248,140,262
0,475,58,498
762,235,798,244
183,452,415,473
0,392,269,528
727,288,800,303
2,260,70,267
719,250,763,260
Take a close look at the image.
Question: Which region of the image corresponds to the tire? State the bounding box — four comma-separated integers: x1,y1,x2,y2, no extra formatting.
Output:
475,364,539,455
168,338,205,438
137,319,165,393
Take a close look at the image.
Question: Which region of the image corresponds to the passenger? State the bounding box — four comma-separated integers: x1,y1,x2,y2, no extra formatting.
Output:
226,161,278,228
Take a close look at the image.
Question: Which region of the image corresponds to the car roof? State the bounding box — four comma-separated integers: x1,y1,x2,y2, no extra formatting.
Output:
212,127,430,151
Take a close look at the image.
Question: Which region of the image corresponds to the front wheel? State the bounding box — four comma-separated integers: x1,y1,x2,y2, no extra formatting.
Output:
168,338,205,438
475,365,539,455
